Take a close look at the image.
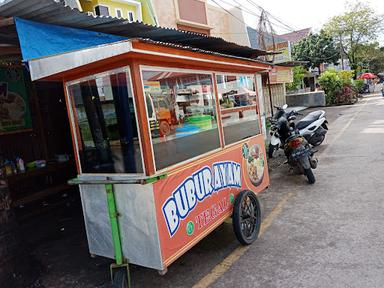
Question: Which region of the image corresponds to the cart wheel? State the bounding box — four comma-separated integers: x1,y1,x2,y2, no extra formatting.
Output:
233,190,261,245
159,121,171,136
112,269,129,288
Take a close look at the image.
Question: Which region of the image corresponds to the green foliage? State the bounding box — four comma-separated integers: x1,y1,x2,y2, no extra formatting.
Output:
318,70,343,105
318,69,358,105
286,66,306,92
353,79,365,92
292,30,339,72
355,42,384,74
323,1,383,75
338,70,354,85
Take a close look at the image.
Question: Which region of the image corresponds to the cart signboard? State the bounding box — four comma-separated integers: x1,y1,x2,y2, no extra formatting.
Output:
0,67,32,134
153,135,269,266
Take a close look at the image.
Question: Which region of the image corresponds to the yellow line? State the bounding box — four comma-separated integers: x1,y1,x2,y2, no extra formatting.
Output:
192,192,295,288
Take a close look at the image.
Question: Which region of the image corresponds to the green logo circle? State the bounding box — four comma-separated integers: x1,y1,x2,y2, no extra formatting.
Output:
186,221,195,236
242,144,249,159
230,193,235,204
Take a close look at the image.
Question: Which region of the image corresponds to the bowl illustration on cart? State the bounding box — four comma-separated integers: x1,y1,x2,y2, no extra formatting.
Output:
246,144,265,186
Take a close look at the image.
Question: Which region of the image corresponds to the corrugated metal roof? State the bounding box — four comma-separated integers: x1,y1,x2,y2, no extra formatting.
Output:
0,0,271,59
135,38,271,65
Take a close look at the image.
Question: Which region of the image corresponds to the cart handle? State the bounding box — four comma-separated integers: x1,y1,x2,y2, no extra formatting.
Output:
68,174,167,185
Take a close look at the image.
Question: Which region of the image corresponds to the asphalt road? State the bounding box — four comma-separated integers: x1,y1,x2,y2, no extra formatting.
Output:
209,94,384,288
27,95,384,288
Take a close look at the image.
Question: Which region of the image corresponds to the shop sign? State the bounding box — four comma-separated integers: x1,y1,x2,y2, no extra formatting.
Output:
0,67,32,134
269,67,294,84
162,161,242,236
266,41,292,64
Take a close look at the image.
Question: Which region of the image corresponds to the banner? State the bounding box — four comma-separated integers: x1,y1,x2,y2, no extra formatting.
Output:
0,67,32,134
153,135,269,266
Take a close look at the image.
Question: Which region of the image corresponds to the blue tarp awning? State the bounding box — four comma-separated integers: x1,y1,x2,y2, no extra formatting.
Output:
14,17,127,61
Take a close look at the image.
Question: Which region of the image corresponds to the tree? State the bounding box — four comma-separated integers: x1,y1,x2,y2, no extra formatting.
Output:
323,1,383,75
286,66,306,92
292,31,339,74
355,42,384,74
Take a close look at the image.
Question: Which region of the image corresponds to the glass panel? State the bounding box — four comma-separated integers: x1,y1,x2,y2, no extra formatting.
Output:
142,69,220,170
216,75,260,145
67,68,143,174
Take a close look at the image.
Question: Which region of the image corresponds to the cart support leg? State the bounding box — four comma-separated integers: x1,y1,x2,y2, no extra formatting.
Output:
105,184,131,287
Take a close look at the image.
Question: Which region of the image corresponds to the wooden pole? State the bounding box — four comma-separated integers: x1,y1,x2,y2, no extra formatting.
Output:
266,72,274,117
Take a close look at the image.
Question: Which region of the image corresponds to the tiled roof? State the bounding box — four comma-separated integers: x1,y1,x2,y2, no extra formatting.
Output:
278,28,312,44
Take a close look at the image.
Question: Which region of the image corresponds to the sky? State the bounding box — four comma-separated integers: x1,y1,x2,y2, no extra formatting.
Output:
209,0,384,44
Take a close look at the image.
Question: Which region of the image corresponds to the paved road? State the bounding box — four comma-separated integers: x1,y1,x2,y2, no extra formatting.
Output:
31,95,384,288
209,95,384,288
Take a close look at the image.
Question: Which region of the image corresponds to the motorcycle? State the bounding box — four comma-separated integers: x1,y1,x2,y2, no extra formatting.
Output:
269,108,318,184
268,104,328,158
284,131,318,184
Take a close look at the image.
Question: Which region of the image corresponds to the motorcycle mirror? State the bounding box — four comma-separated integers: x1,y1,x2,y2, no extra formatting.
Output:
282,104,288,110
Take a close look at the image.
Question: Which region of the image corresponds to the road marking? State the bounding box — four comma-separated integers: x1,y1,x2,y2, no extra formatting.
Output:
192,192,296,288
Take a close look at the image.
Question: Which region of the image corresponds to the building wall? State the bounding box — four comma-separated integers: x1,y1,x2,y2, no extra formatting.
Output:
79,0,157,24
224,6,249,46
151,0,249,44
262,83,286,118
151,0,178,29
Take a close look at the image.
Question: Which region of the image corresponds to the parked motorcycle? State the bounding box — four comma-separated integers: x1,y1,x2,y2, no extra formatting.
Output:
284,131,318,184
269,107,318,184
268,104,328,158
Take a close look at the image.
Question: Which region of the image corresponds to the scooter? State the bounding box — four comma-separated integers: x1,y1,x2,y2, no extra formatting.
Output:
268,104,328,158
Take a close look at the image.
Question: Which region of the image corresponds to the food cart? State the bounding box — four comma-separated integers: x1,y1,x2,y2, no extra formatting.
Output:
27,36,271,287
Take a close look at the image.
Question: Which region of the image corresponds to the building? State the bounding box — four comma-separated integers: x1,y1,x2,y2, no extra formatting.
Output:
77,0,157,25
150,0,249,45
278,28,312,45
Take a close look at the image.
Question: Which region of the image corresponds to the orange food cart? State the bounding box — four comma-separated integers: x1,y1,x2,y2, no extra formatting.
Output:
27,35,271,286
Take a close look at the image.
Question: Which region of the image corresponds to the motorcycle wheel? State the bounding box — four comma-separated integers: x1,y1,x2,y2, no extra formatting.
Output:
268,144,277,158
309,134,325,146
304,168,316,184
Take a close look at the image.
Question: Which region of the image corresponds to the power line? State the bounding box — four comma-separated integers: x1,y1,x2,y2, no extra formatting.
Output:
210,0,250,27
244,0,299,33
212,0,291,42
231,0,294,33
217,0,295,33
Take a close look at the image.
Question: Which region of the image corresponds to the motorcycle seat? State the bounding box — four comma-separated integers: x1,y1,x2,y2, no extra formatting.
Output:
296,111,324,130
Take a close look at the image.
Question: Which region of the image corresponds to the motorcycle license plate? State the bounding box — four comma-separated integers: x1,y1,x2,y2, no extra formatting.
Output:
291,147,310,160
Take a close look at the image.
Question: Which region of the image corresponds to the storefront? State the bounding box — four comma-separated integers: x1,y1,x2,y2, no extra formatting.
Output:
0,42,76,288
0,61,76,209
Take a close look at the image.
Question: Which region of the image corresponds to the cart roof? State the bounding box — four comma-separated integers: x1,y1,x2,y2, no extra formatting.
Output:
14,18,271,81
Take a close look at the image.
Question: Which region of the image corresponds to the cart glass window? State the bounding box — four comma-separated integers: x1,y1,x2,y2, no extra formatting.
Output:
67,68,143,174
216,75,260,145
141,69,220,170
